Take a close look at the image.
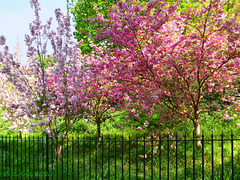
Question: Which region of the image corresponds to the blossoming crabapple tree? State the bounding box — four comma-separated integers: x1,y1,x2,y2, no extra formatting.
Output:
94,0,240,145
0,70,32,136
0,39,34,137
80,44,126,139
0,0,89,161
47,40,126,140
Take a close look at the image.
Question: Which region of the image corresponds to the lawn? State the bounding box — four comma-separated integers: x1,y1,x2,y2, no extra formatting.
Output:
0,107,240,179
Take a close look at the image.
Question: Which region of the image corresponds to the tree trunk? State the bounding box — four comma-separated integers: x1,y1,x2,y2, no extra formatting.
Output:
97,120,101,140
55,145,63,164
193,120,201,146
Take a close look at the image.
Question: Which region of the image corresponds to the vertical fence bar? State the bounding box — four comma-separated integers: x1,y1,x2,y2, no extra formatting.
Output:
13,136,14,175
159,135,162,180
17,136,19,177
46,134,49,180
143,135,145,180
115,135,116,180
57,136,59,180
193,131,195,180
8,136,10,176
42,136,44,180
8,135,10,177
136,136,138,180
1,135,3,179
221,132,224,180
9,135,10,177
5,135,7,178
77,136,79,180
202,133,204,180
151,135,153,180
231,131,234,180
211,132,214,180
108,135,110,180
9,135,11,177
90,135,92,180
122,135,124,179
129,134,131,180
95,138,97,180
1,135,4,179
167,135,169,180
84,135,85,180
51,139,53,180
33,136,35,179
176,135,178,180
10,135,11,178
29,136,31,179
62,137,64,180
4,135,6,176
184,134,186,180
67,136,69,180
37,136,39,180
101,135,103,180
21,136,23,180
72,137,74,180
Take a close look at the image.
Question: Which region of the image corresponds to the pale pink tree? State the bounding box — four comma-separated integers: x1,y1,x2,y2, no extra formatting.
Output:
0,40,35,137
0,0,89,161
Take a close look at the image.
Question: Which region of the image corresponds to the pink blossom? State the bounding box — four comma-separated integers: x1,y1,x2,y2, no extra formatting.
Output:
136,126,142,130
125,115,130,122
144,121,149,127
134,114,139,119
171,145,176,150
178,134,183,138
223,115,232,120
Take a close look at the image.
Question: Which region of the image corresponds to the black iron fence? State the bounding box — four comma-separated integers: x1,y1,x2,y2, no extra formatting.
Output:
0,132,240,179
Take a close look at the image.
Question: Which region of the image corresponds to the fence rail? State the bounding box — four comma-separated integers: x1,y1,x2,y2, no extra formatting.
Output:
0,132,240,180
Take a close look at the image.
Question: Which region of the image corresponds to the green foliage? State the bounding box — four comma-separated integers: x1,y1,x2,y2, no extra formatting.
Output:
36,55,55,69
71,120,89,132
70,0,116,54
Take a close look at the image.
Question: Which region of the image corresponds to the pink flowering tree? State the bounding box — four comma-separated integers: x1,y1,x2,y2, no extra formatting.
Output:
48,41,126,140
94,0,240,146
82,47,125,139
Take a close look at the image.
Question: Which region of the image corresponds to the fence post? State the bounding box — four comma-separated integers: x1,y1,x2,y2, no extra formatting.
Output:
231,131,234,180
46,133,49,180
193,131,195,180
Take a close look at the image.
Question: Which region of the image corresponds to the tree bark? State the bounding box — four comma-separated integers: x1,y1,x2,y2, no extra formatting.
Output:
193,120,201,146
97,119,101,140
55,145,63,164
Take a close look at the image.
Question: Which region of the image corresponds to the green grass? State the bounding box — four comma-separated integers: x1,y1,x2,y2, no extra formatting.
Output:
0,107,240,179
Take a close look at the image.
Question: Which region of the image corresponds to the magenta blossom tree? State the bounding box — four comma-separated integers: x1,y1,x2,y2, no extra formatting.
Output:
93,0,240,145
